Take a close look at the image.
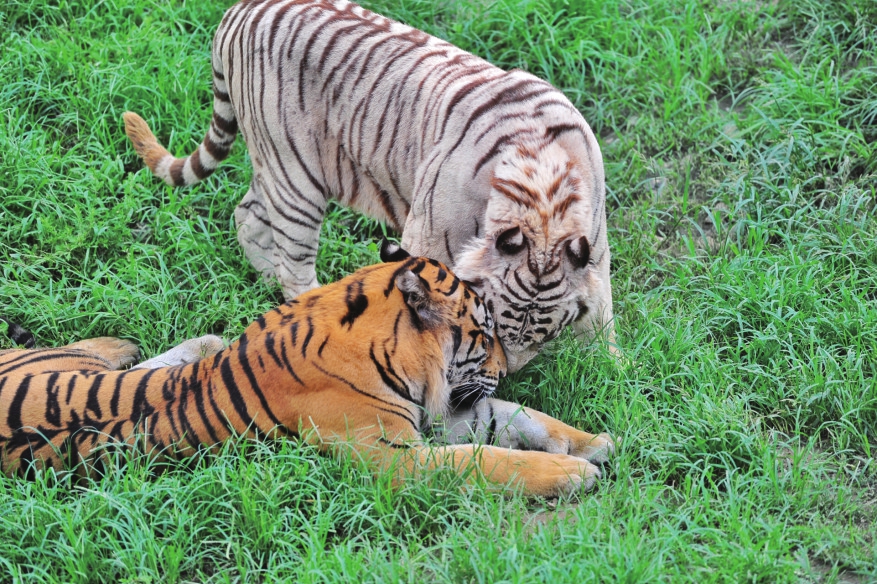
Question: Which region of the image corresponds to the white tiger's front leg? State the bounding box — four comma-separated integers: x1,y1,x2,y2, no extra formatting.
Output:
441,399,615,463
132,335,225,369
572,249,619,354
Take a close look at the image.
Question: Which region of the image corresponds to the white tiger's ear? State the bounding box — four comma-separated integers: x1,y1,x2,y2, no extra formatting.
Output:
380,239,411,263
395,270,440,327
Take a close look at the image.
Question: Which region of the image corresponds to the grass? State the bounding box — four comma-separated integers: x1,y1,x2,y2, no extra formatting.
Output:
1,0,875,581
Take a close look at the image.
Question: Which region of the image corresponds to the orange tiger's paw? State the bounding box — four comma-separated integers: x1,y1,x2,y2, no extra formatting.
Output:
65,337,141,370
569,432,616,464
515,452,602,498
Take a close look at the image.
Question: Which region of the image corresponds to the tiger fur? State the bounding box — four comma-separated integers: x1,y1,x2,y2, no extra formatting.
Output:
123,0,615,372
0,250,614,496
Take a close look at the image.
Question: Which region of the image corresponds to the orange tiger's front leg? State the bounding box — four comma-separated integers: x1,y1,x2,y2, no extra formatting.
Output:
365,441,602,498
442,398,615,464
308,415,602,498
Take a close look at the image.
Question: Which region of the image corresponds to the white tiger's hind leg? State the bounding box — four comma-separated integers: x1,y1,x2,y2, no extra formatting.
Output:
269,219,320,300
236,173,322,300
132,335,225,369
235,184,278,285
259,172,323,300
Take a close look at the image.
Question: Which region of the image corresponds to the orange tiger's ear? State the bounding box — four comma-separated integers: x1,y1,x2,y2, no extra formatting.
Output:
380,239,411,263
395,270,440,327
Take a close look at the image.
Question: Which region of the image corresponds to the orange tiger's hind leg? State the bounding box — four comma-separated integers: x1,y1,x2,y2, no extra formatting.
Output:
363,441,601,498
0,337,140,375
64,337,141,370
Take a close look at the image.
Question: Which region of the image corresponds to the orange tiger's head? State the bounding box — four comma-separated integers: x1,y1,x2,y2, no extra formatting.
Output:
380,242,507,418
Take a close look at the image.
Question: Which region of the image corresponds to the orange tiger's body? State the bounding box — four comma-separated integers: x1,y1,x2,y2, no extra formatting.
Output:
0,251,613,496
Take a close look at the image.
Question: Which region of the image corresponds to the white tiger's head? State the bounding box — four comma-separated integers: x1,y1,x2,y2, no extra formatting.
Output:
454,137,611,372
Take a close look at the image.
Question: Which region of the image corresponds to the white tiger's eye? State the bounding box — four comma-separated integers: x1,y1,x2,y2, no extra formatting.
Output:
565,236,590,269
496,226,525,255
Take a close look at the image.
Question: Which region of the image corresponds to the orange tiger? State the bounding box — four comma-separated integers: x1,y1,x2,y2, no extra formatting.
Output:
0,246,613,496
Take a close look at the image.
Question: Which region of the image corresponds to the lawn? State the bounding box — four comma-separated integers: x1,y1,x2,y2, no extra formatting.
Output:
1,0,875,582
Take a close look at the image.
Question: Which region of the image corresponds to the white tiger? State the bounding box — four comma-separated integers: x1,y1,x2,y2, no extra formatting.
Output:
123,0,615,372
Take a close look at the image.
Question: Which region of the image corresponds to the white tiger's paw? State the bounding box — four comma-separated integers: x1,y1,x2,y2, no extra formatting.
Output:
133,335,226,369
569,432,616,464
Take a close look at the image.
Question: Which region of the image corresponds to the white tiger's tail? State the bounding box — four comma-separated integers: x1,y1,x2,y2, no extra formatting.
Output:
123,66,238,187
